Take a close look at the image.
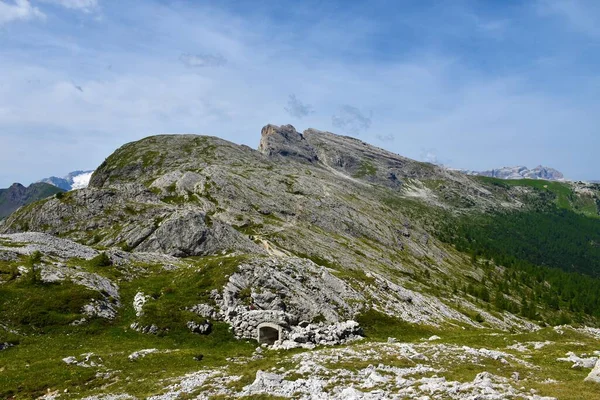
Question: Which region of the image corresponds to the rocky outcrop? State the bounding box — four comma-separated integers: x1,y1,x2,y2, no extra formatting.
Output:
189,304,217,319
217,257,363,334
258,124,318,163
186,320,212,335
0,232,99,259
133,292,149,317
134,209,262,257
557,351,599,369
585,359,600,383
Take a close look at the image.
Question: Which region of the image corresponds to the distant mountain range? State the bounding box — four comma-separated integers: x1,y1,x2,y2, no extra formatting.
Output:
0,170,93,220
38,170,94,191
455,165,565,181
0,182,64,220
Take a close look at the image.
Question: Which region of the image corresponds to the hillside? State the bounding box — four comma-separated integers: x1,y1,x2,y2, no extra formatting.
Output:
0,182,65,220
1,124,600,399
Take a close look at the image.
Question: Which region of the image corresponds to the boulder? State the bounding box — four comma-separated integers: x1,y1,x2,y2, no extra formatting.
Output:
187,320,212,335
585,359,600,383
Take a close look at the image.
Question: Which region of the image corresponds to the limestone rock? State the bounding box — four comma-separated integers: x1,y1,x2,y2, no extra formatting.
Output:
135,209,261,257
585,359,600,383
189,304,217,319
187,320,212,335
259,124,318,163
272,320,363,349
133,292,149,317
557,351,598,369
83,299,118,320
128,348,158,361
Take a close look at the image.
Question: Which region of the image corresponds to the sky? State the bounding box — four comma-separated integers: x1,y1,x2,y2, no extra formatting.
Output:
0,0,598,186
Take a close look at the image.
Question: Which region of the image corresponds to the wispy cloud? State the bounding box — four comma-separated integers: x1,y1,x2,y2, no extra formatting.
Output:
537,0,600,37
332,105,372,135
179,53,227,68
0,1,598,185
0,0,44,25
284,94,313,118
38,0,99,13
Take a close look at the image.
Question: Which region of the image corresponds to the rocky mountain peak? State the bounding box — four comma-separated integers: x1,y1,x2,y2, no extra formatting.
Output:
258,124,318,163
39,170,95,191
8,182,26,192
456,165,566,181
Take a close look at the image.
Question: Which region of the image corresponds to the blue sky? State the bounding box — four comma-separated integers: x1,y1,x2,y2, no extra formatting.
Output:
0,0,598,186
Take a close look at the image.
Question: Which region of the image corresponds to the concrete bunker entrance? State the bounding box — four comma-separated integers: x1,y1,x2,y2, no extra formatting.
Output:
257,323,282,345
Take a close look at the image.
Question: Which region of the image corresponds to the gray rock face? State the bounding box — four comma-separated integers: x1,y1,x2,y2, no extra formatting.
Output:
0,232,99,259
83,299,118,320
135,209,261,257
585,359,600,383
189,304,217,319
218,257,363,338
36,262,121,320
258,124,318,163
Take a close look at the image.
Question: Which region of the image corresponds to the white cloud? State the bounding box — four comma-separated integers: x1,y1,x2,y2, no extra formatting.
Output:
38,0,99,13
0,1,598,185
0,0,44,25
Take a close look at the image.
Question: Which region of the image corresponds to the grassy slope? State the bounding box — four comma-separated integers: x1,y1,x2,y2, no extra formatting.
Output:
475,176,599,217
0,254,255,398
2,311,600,399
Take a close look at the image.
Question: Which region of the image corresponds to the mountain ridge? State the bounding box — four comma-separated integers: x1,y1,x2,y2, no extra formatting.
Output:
2,124,600,398
454,165,566,181
39,170,94,191
0,182,64,220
